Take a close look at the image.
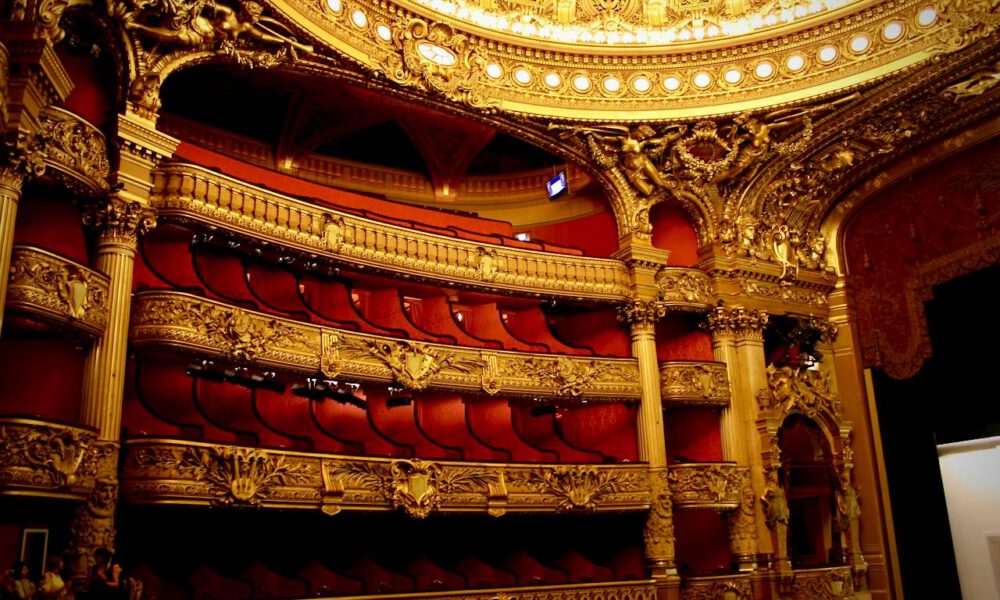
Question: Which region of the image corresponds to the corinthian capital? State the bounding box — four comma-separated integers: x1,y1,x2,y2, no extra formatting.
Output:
81,196,157,245
702,305,769,340
617,300,666,329
0,134,47,191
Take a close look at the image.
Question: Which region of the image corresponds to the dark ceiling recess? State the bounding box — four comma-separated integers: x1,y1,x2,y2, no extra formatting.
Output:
158,64,562,182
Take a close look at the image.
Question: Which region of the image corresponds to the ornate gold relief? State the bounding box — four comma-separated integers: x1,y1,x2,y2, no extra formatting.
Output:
644,467,676,571
701,305,768,340
509,465,645,512
617,300,666,329
152,163,633,301
38,107,110,194
6,245,110,336
757,364,841,422
656,269,713,310
727,469,757,566
67,442,119,581
379,18,496,109
81,196,157,245
131,291,641,400
0,132,47,191
123,440,651,514
942,59,1000,102
132,445,315,505
659,361,730,408
0,418,100,495
682,575,752,600
667,463,742,510
779,567,855,600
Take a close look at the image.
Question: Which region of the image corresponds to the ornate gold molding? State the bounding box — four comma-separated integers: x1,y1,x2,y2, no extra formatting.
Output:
699,253,835,314
0,418,101,498
667,463,744,510
617,300,667,329
122,439,652,515
6,245,110,336
659,361,731,408
701,305,769,340
151,163,636,301
312,581,659,600
779,567,855,599
756,364,842,422
131,291,642,401
657,268,714,310
38,107,110,194
682,574,753,600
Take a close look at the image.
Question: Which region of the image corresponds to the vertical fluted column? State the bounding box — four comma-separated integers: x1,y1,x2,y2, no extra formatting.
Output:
0,152,45,333
79,196,156,440
68,197,155,583
703,306,770,571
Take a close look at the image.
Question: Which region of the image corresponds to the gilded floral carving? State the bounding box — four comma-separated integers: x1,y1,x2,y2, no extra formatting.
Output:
511,465,643,512
657,269,713,309
779,567,855,600
682,577,752,600
667,464,742,509
39,108,110,192
81,196,157,244
6,246,110,335
758,364,841,421
659,362,730,407
0,419,99,490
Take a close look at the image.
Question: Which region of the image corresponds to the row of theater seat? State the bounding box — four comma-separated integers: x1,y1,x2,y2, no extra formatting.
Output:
123,353,639,463
135,225,624,355
122,510,645,599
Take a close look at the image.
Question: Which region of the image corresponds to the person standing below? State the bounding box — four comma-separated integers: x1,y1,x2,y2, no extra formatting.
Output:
36,557,69,599
10,562,36,599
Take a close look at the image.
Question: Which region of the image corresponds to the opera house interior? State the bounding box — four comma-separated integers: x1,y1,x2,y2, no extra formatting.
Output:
2,0,999,597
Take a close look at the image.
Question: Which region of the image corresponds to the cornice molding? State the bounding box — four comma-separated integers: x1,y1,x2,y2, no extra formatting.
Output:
130,290,642,401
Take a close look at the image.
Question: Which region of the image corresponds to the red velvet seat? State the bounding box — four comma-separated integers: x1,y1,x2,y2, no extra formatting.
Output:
416,394,508,461
466,399,556,463
511,406,604,463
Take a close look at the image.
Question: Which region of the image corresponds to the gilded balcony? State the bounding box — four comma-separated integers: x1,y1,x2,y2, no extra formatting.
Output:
149,163,635,301
667,463,744,510
318,580,658,600
122,439,652,516
681,574,752,600
659,361,730,408
0,418,102,500
39,107,111,195
782,567,855,599
130,291,641,401
6,245,110,337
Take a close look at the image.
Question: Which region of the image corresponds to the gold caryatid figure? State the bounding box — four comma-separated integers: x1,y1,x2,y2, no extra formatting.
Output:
123,0,313,57
552,123,687,196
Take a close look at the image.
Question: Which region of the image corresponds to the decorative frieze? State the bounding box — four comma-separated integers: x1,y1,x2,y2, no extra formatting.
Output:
656,269,714,311
6,245,110,336
659,361,730,408
122,440,652,516
667,463,744,510
0,418,101,498
314,580,658,600
682,574,752,600
150,163,637,301
130,291,641,401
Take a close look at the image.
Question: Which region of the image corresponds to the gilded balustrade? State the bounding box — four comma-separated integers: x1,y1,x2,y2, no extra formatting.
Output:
122,439,652,516
0,418,102,499
38,107,111,195
320,580,658,600
667,464,744,511
781,567,856,599
6,245,110,336
659,361,730,408
130,290,641,401
149,163,710,304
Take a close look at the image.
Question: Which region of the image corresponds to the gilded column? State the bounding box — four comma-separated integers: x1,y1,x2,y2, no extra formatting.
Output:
703,305,770,570
68,197,155,582
79,196,156,440
0,148,45,333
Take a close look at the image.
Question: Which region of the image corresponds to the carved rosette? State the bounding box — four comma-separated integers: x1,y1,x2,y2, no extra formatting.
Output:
38,107,110,193
130,291,641,401
81,196,157,246
122,440,651,515
644,468,676,570
667,464,743,510
659,361,730,408
6,245,110,335
682,576,753,600
657,268,713,311
701,306,769,341
0,418,100,495
617,300,667,330
67,442,119,581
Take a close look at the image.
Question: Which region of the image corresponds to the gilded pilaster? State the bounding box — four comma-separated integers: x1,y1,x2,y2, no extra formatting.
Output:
66,442,118,583
702,305,770,569
0,147,45,333
79,196,156,440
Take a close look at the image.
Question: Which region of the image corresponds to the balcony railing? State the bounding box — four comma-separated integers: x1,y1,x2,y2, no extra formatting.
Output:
122,439,653,517
0,418,102,499
659,361,730,408
39,107,110,195
667,463,744,510
6,245,110,337
130,291,642,401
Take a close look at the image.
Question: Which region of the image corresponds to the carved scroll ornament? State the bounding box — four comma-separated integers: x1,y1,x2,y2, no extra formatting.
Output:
0,419,100,496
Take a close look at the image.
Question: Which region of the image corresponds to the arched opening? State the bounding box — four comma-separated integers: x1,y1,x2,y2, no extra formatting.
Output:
778,415,841,569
